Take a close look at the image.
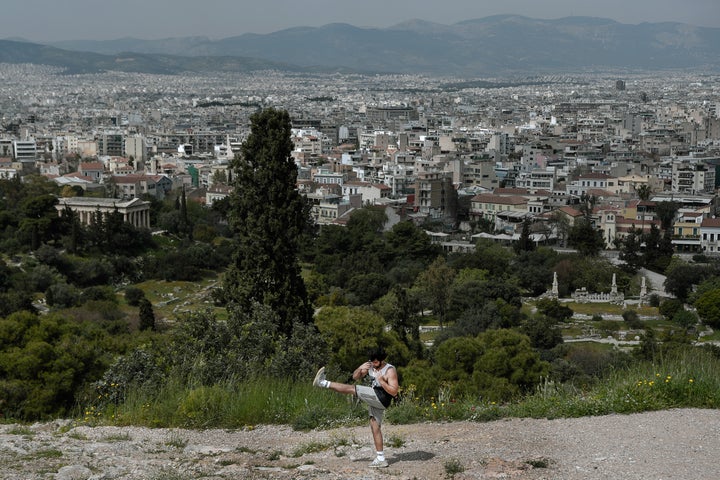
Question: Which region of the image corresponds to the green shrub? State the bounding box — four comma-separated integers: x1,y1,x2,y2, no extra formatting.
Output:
622,309,642,329
444,457,465,477
45,282,80,308
385,401,423,424
0,311,121,420
124,286,146,306
659,298,683,320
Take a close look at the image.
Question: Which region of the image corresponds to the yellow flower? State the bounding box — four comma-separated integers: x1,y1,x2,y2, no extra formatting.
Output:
689,379,694,383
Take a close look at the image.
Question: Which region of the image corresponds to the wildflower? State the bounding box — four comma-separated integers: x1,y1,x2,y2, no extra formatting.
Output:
689,379,694,383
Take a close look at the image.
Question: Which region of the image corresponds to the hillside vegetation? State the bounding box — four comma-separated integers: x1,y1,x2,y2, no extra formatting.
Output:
2,111,720,430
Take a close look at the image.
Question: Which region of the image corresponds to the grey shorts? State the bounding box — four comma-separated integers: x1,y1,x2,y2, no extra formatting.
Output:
355,385,386,425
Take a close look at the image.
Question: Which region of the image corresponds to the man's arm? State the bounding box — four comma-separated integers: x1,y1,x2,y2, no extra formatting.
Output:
377,366,399,397
352,361,372,381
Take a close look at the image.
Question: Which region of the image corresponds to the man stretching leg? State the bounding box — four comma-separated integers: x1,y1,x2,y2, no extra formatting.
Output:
313,347,399,468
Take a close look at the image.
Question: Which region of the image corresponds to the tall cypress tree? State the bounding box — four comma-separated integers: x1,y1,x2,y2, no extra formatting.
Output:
223,108,313,336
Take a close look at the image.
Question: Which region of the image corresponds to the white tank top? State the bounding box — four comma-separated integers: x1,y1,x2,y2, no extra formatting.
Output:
371,363,394,389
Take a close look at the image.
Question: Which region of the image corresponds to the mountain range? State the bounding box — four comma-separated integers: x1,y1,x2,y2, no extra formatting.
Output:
2,15,720,76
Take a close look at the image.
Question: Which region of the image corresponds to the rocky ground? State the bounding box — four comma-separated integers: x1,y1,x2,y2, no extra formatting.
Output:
2,408,719,479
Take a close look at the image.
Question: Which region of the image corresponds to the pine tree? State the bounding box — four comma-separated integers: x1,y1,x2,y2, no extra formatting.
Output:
138,298,156,331
178,186,192,239
514,218,535,253
223,108,313,337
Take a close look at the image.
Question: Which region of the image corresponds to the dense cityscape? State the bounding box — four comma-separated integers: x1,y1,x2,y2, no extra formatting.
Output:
1,65,719,252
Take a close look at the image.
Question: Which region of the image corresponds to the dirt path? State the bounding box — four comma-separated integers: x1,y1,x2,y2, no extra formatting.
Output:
2,408,719,479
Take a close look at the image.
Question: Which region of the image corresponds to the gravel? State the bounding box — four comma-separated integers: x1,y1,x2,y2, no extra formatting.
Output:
2,408,719,479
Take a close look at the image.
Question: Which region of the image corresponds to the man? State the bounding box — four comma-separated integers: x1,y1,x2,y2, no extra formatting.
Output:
313,347,399,468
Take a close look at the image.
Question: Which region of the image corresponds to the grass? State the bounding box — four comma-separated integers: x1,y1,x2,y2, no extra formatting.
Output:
164,431,188,449
508,347,720,419
387,346,720,424
8,426,34,436
387,432,405,448
101,432,132,442
443,457,465,477
131,278,227,321
27,449,63,459
565,302,659,317
97,377,365,430
291,441,331,457
560,325,584,337
81,344,720,431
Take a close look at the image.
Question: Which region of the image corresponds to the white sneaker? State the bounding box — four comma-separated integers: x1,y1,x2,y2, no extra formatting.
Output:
369,458,388,468
312,367,326,387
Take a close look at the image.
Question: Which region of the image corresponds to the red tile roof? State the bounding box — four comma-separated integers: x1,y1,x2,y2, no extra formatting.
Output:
701,218,720,228
471,194,527,205
558,206,584,217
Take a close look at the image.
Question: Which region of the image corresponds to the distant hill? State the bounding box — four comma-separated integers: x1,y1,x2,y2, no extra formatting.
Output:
4,16,720,75
0,39,305,75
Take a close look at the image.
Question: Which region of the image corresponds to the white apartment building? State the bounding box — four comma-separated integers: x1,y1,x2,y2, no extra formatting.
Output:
672,160,715,194
341,181,391,205
515,168,555,191
381,162,414,197
53,135,79,159
13,140,37,161
292,129,323,157
0,159,20,179
313,168,345,185
566,173,616,196
358,131,396,151
700,218,720,254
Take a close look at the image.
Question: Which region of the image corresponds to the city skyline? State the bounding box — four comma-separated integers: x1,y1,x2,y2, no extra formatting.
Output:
4,0,720,43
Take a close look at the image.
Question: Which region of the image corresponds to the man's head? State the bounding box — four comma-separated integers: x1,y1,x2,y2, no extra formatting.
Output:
368,347,387,363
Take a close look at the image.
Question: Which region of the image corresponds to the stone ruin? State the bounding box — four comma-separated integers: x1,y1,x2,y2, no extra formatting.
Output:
542,272,649,306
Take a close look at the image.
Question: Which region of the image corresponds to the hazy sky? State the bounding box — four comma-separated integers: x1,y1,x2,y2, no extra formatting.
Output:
6,0,720,42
